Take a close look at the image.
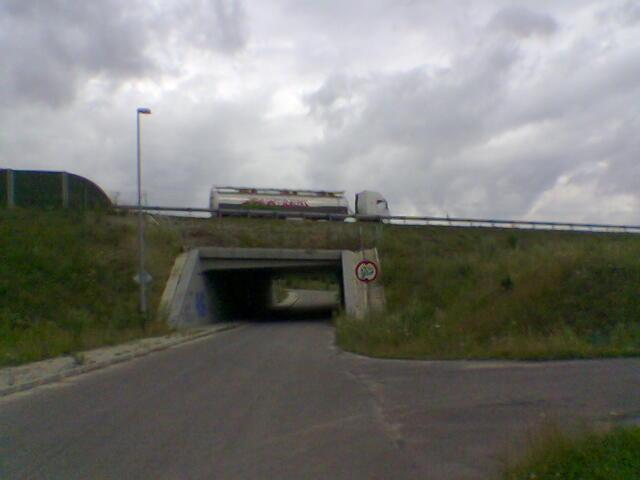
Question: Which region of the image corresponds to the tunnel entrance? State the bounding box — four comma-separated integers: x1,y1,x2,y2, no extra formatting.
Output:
204,268,342,322
204,269,273,320
161,247,385,327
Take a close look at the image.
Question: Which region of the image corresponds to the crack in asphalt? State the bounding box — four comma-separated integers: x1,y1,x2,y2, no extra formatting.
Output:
345,368,406,450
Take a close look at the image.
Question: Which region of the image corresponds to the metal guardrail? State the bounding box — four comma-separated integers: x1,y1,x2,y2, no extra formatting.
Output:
114,204,640,234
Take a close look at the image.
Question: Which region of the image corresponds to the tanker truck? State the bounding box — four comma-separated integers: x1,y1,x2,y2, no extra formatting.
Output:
209,186,390,219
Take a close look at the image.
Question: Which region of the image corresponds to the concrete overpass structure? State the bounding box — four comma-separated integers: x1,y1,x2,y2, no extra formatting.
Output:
160,247,385,326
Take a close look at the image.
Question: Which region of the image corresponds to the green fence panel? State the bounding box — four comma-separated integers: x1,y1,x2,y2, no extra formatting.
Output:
68,173,111,208
14,171,62,208
0,170,6,207
0,169,112,209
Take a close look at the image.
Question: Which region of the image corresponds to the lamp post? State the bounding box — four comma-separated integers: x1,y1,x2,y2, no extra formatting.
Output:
136,107,152,317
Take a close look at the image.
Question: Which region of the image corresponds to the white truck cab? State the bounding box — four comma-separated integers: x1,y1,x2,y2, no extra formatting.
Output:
355,191,390,218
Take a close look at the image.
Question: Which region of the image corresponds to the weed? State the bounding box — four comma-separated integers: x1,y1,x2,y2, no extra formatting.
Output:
502,423,640,480
71,351,86,366
500,275,515,291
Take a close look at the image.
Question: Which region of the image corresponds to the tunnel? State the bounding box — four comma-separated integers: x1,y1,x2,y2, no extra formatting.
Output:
203,265,343,322
161,247,385,327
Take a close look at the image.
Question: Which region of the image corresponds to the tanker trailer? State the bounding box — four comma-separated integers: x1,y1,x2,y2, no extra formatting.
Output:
209,186,390,219
209,186,350,216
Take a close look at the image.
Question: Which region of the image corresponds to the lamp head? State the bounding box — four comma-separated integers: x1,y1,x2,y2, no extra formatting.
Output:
137,107,152,114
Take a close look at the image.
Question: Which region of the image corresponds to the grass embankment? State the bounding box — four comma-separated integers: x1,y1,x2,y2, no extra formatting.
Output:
4,212,640,364
0,209,181,366
335,226,640,360
175,215,371,251
502,424,640,480
1,212,359,366
170,216,640,359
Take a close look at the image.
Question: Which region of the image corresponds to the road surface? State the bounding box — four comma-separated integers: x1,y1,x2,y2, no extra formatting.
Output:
1,321,639,479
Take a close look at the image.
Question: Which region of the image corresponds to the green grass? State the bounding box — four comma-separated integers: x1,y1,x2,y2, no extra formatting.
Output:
4,210,640,365
0,209,181,366
0,211,361,366
335,227,640,360
501,423,640,480
174,215,376,251
166,216,640,360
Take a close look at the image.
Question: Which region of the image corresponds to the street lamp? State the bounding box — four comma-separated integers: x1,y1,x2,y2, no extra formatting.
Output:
136,107,152,317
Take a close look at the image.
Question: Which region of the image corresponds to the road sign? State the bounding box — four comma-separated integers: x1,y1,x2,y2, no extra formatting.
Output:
133,271,153,285
355,259,378,283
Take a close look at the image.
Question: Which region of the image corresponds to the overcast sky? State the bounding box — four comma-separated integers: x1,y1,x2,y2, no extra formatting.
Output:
2,0,639,222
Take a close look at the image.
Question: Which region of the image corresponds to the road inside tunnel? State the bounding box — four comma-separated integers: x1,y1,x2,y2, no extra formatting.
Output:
203,267,342,322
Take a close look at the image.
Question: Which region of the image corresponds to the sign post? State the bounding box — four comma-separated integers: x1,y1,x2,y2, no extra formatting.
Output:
355,258,378,318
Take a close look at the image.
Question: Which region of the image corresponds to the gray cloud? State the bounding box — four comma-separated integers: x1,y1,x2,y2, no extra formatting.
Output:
2,0,639,224
598,0,640,27
304,74,369,131
488,5,557,38
0,0,154,106
0,0,248,107
162,0,248,54
212,0,249,52
301,4,640,221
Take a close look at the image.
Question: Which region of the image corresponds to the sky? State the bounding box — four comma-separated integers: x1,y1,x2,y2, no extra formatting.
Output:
1,0,639,222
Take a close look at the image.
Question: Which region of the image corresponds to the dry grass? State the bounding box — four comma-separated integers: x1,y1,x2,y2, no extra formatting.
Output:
501,421,640,480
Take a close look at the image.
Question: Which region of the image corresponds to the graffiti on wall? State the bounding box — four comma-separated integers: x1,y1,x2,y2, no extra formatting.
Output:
195,291,207,317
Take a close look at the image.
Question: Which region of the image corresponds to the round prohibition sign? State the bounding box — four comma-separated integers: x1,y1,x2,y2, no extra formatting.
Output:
355,259,378,283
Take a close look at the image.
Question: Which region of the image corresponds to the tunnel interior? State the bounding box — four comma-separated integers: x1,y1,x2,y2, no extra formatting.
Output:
203,265,343,322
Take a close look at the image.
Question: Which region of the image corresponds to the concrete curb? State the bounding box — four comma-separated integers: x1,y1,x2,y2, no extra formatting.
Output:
275,291,300,308
0,324,239,398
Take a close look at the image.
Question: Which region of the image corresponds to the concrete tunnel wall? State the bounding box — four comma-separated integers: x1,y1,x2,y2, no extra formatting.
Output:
160,247,384,327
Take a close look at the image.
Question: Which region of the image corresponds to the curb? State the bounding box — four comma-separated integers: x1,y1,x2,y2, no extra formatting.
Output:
277,291,300,308
0,324,240,398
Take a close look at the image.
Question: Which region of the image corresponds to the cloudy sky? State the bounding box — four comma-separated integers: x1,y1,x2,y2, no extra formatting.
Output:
2,0,639,222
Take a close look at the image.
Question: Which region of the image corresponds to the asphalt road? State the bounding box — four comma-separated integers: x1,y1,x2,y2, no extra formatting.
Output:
1,321,639,479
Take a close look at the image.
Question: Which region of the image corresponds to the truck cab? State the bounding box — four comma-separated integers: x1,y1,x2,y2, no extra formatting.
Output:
355,191,390,219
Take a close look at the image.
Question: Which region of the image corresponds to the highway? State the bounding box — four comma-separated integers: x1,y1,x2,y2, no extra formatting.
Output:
1,320,639,479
